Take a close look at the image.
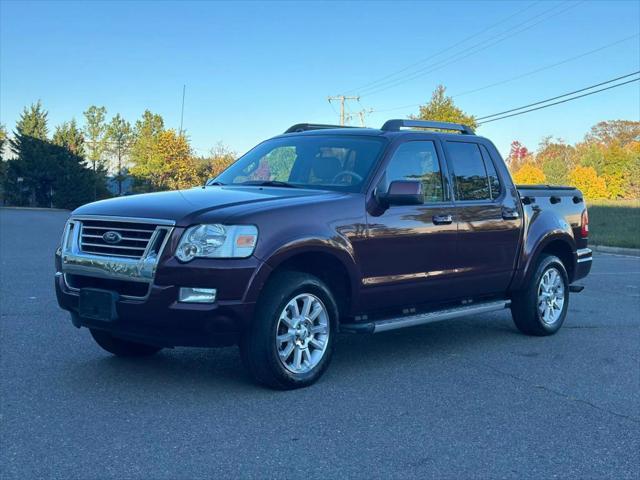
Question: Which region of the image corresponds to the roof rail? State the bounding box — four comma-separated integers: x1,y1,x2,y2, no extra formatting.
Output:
381,119,474,135
284,123,355,134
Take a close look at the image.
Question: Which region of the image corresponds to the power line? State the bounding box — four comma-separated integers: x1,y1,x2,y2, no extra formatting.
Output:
366,34,639,114
358,1,582,98
477,77,640,125
343,1,541,95
477,71,640,120
454,33,639,98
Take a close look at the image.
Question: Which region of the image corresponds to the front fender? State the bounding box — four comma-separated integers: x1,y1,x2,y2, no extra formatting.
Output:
243,234,361,306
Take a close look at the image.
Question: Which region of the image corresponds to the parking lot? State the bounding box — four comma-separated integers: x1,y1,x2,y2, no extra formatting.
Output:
1,207,638,479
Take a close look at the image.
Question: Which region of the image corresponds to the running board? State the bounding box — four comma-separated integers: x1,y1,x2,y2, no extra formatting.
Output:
341,300,511,334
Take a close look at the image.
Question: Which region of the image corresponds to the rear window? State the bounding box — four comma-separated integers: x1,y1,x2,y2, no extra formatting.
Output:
447,142,500,201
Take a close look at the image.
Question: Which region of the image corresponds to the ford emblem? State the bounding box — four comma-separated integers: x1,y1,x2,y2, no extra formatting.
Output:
102,231,123,244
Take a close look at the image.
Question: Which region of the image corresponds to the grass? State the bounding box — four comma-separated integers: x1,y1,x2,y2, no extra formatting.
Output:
587,199,640,249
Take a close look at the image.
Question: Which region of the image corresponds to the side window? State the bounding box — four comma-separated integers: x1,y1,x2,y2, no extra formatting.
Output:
447,142,491,201
384,141,444,203
480,145,502,199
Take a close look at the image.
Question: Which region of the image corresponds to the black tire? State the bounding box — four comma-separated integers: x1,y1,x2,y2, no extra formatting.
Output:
89,328,162,357
240,271,338,390
511,254,570,336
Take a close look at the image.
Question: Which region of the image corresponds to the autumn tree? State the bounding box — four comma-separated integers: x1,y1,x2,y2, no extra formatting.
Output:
156,130,197,190
585,120,640,147
568,166,608,200
506,140,531,171
195,142,236,183
412,85,477,130
512,163,546,185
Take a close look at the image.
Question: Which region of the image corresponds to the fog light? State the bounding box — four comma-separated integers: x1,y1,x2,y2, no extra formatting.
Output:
179,287,217,303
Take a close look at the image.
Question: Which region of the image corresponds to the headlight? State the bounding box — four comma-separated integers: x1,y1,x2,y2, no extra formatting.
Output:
176,224,258,262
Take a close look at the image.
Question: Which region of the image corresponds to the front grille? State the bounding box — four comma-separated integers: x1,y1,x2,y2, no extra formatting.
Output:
65,273,150,298
80,219,158,259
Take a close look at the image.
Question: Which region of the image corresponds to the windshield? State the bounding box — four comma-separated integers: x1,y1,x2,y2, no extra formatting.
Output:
210,135,387,192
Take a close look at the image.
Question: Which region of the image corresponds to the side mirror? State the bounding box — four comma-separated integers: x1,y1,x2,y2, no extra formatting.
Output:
379,180,423,206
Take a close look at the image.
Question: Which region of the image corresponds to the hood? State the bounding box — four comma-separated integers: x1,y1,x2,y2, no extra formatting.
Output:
72,186,330,225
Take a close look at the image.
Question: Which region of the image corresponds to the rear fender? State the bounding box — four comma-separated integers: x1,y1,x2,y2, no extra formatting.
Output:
511,208,576,290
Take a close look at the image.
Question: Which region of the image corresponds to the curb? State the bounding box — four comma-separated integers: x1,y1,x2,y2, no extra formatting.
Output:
592,244,640,257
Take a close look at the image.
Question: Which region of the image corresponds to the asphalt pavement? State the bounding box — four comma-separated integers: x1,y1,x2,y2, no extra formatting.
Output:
1,208,638,479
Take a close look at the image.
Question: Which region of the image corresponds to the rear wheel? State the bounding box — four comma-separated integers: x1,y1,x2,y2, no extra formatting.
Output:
240,271,337,389
89,329,162,357
511,254,569,336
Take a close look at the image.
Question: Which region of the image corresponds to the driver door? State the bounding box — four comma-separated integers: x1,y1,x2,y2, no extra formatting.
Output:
357,138,459,311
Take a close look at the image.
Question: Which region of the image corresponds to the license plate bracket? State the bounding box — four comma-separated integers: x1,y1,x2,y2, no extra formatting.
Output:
78,288,119,321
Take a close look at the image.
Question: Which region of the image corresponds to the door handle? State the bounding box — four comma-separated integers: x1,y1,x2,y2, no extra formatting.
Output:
432,214,453,225
501,207,520,220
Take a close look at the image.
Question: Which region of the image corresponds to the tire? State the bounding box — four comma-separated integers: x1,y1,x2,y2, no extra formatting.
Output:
511,254,569,336
240,271,337,390
89,328,162,357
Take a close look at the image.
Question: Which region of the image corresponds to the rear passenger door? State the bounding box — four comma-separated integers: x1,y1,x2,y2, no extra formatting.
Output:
443,140,521,297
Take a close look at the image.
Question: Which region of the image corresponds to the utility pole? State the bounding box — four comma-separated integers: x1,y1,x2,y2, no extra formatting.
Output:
356,108,374,127
327,95,360,126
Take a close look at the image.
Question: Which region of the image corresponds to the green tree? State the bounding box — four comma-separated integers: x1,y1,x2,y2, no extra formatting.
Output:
107,114,133,195
0,124,7,155
412,85,477,130
129,110,165,191
53,119,85,157
6,101,55,206
83,106,108,172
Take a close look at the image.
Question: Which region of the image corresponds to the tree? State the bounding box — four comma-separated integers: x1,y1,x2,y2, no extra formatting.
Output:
585,120,640,147
107,114,133,195
512,163,546,185
83,106,108,171
6,101,55,206
537,137,574,186
155,130,197,190
506,140,531,171
195,142,236,184
412,85,477,130
0,124,7,156
568,166,608,200
129,110,165,192
53,120,85,157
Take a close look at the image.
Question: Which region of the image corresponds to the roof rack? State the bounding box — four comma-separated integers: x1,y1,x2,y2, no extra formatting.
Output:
381,119,474,135
284,123,356,134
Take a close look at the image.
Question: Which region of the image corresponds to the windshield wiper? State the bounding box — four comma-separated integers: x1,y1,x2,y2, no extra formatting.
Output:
240,180,299,188
207,181,225,186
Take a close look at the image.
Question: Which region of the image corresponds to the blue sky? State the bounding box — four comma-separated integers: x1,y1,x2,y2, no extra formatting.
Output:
1,0,639,157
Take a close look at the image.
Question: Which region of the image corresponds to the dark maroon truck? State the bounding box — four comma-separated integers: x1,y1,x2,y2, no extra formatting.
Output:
55,119,592,389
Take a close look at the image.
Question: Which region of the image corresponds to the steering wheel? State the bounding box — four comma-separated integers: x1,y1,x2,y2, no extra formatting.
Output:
332,171,363,184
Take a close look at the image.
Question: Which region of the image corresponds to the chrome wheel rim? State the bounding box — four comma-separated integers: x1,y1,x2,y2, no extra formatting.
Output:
276,293,330,374
537,267,565,325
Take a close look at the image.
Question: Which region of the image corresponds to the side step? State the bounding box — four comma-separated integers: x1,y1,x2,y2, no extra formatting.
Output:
341,300,511,334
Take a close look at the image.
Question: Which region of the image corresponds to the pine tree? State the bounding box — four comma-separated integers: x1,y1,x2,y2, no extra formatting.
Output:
53,120,85,157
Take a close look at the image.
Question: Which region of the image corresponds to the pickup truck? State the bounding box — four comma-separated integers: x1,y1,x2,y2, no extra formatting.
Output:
55,119,592,389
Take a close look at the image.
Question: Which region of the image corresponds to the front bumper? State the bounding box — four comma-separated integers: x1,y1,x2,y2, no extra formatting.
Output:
55,271,256,347
55,216,271,347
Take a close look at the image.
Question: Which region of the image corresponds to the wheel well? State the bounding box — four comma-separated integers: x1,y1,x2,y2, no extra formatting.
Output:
268,252,352,319
540,240,574,282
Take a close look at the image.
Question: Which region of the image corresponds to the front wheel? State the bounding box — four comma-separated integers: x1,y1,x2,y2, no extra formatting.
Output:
240,271,337,389
511,254,569,336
